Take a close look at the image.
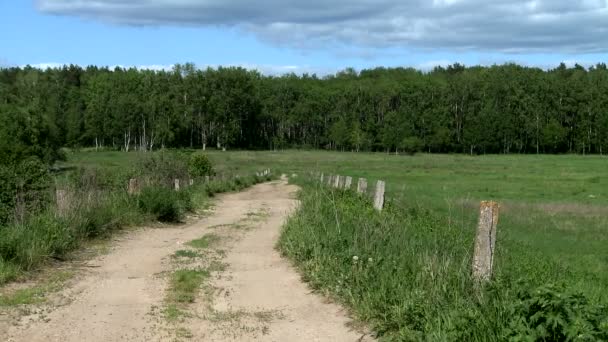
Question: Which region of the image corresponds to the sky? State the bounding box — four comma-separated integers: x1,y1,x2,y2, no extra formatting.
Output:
1,0,608,75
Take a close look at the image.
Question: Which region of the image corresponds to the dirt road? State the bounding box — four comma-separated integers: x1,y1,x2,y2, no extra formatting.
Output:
3,178,370,341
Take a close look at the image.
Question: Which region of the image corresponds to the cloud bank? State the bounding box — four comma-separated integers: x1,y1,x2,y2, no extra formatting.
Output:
36,0,608,53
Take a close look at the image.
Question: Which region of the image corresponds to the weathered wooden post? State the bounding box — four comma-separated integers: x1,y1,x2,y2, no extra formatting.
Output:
344,176,352,190
334,175,341,188
472,201,500,282
174,179,180,191
373,180,385,211
357,178,367,194
320,173,324,183
56,189,70,216
128,178,139,195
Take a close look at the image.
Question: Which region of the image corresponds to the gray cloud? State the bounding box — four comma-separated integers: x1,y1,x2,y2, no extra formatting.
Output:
35,0,608,53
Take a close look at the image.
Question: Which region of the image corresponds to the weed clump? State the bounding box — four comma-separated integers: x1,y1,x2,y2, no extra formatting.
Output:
137,187,185,223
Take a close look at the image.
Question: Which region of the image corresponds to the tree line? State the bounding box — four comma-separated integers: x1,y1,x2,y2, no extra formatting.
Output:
2,62,608,160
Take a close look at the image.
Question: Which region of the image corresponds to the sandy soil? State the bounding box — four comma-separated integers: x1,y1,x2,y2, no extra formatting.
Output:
3,178,371,342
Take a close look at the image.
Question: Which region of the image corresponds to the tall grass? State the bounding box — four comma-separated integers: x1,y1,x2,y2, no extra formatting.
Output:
0,171,273,285
278,179,608,341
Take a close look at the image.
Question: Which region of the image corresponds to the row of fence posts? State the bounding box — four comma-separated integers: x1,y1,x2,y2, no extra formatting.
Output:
315,172,386,211
56,168,271,216
256,169,271,177
127,169,271,195
310,170,500,283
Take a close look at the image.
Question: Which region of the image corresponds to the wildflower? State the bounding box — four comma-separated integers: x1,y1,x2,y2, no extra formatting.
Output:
352,256,359,262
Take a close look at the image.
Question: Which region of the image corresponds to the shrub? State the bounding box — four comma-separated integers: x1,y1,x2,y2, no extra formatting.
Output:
0,157,51,225
137,187,184,223
136,151,189,187
188,152,214,178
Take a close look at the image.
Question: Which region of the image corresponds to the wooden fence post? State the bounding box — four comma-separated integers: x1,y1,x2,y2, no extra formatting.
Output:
357,178,367,194
472,201,500,282
373,180,385,211
174,179,180,191
344,176,352,190
128,178,139,195
320,172,324,183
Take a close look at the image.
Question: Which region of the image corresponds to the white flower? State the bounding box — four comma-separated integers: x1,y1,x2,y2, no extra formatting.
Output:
352,256,359,262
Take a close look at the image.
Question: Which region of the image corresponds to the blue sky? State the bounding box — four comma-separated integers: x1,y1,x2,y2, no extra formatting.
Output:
2,1,608,75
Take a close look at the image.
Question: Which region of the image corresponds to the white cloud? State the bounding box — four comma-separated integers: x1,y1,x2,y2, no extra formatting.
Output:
17,62,333,75
23,62,65,69
21,63,174,71
36,0,608,53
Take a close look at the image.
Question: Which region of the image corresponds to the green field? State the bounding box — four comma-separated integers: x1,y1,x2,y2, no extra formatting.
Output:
63,149,608,292
62,149,608,339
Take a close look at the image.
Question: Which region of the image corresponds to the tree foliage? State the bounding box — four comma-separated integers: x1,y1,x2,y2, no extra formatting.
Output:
2,62,608,155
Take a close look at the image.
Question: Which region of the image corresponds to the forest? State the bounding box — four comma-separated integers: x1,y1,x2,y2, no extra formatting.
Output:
2,62,608,161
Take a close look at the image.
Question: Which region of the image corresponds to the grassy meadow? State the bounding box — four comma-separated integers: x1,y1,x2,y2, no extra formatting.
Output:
60,149,608,340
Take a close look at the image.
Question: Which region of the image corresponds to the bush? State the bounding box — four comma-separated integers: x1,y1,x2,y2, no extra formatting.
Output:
137,187,185,222
0,157,51,225
136,151,189,187
188,152,214,178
